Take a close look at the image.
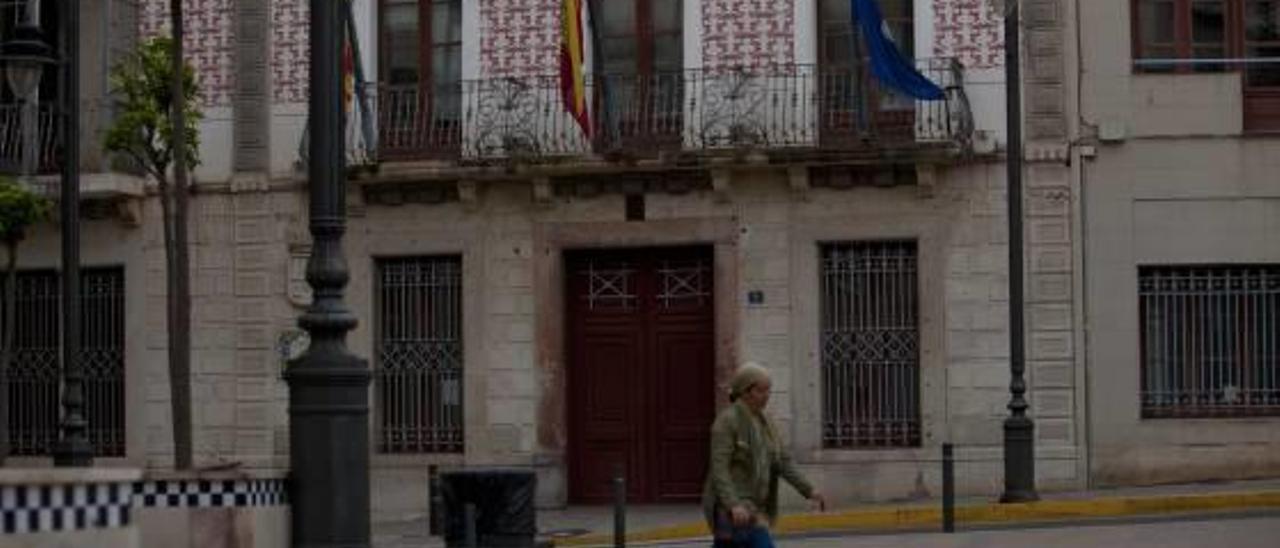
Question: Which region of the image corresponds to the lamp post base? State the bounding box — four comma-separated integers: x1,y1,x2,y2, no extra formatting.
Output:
1000,415,1039,503
53,437,93,467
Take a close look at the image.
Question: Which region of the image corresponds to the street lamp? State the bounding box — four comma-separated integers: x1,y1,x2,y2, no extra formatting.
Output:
1,21,54,180
1001,0,1037,503
287,0,371,545
0,5,91,467
0,22,54,99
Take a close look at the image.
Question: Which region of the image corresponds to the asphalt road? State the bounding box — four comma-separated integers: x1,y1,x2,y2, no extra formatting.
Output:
771,513,1280,548
375,512,1280,547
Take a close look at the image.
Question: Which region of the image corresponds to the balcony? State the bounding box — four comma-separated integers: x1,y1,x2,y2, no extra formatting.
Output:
0,102,58,174
344,59,973,171
0,99,116,177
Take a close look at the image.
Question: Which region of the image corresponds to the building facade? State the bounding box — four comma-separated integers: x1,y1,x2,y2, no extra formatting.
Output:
2,0,1273,526
1078,0,1280,486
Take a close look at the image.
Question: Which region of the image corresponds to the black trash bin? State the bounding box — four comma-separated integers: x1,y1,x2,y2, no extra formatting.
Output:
440,468,537,547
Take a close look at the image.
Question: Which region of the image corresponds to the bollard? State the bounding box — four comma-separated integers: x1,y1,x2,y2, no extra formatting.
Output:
613,465,626,547
464,502,478,548
429,465,441,536
942,443,955,533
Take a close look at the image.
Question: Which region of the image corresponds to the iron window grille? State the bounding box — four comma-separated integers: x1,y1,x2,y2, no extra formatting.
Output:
375,256,464,453
820,241,921,448
1139,265,1280,418
3,267,125,457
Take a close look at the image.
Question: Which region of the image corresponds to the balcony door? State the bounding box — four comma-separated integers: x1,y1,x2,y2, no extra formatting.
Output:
1133,0,1280,131
817,0,916,145
593,0,683,151
379,0,462,158
1243,0,1280,130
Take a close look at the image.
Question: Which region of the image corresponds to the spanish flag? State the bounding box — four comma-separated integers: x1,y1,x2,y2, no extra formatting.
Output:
560,0,590,136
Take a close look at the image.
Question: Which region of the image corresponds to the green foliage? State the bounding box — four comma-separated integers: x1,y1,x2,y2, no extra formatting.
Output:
0,177,51,243
104,36,202,181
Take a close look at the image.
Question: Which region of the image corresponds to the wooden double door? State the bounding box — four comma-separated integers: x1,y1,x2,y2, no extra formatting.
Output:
566,246,715,503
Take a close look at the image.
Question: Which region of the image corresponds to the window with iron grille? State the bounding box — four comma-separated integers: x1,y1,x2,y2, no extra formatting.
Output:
820,241,920,448
3,267,125,457
1139,265,1280,418
375,256,464,453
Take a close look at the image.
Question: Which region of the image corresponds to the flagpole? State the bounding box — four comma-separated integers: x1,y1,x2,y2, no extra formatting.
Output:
584,0,610,143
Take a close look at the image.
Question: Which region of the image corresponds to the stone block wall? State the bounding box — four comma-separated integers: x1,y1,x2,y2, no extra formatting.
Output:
142,186,299,471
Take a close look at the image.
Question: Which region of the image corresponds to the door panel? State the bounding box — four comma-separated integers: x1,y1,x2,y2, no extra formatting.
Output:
567,246,714,503
652,330,714,500
571,326,644,501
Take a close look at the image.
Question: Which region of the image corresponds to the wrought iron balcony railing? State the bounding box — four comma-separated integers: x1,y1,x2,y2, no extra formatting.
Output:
0,99,117,176
346,59,972,166
0,102,59,174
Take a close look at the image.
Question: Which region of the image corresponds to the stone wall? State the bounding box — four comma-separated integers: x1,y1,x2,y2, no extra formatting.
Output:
1077,0,1280,486
5,157,1087,518
141,186,299,471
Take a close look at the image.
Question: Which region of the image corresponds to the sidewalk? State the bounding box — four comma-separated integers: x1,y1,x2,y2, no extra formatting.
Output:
372,478,1280,547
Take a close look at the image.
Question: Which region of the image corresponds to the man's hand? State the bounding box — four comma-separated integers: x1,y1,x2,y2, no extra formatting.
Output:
809,491,828,512
730,505,753,527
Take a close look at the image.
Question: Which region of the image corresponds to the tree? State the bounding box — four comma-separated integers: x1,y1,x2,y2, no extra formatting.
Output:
0,177,52,464
104,34,200,469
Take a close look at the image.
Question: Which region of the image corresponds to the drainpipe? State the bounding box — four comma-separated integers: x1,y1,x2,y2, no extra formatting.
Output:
1069,0,1095,490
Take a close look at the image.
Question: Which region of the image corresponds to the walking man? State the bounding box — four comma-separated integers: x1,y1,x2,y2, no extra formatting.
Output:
702,362,827,547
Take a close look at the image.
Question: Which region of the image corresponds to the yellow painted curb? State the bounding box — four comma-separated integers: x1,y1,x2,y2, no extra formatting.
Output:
551,491,1280,546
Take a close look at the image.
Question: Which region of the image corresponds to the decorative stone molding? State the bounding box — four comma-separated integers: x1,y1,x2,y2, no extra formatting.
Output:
711,169,733,203
532,177,554,205
457,180,480,210
229,172,271,194
362,182,460,206
116,198,144,227
552,172,712,198
916,164,939,199
233,0,270,171
347,186,366,217
787,166,809,201
1025,143,1071,164
287,243,312,308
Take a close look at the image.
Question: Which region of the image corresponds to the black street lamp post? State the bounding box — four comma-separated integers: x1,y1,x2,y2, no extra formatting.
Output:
286,0,371,545
0,1,91,466
52,0,91,469
1002,0,1038,503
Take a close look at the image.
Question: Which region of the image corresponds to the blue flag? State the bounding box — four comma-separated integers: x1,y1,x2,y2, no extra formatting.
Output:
852,0,945,101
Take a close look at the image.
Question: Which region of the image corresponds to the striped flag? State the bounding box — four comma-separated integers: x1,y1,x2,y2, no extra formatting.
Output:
560,0,590,136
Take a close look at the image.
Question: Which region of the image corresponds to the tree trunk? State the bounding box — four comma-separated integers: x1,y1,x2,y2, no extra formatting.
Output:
168,0,194,470
0,238,18,463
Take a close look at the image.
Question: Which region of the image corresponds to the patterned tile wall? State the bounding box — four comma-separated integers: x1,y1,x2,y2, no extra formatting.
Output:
132,0,1006,107
140,0,236,108
932,0,1005,69
702,0,795,69
271,0,310,104
479,0,560,78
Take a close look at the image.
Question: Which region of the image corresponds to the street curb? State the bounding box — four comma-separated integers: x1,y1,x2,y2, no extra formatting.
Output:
550,491,1280,546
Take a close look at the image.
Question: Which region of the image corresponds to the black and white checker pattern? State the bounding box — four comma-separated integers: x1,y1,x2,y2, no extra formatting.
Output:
132,478,288,509
1,478,288,535
1,481,133,535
